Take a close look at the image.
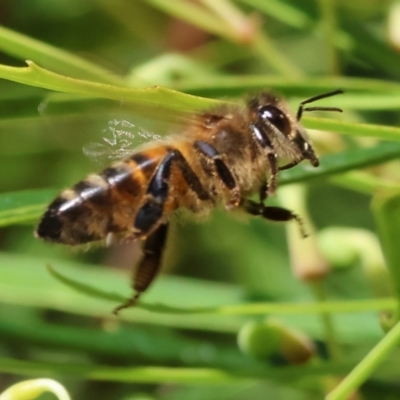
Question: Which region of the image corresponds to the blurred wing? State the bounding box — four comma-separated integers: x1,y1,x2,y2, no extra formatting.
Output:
36,93,235,168
82,118,162,165
37,94,209,167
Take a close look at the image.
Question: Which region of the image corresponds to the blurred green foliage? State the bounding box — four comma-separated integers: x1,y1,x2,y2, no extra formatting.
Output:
2,1,400,399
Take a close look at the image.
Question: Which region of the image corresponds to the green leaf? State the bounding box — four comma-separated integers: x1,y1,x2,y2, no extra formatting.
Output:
49,264,396,316
0,61,223,120
0,24,124,85
0,252,245,333
372,190,400,305
0,189,57,227
0,252,387,341
281,142,400,185
237,0,311,28
0,356,358,384
176,75,400,98
304,118,400,141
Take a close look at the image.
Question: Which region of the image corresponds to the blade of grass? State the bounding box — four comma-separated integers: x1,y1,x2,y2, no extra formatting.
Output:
145,0,301,77
144,0,237,41
330,171,400,195
237,0,311,28
327,319,400,400
0,357,358,384
344,20,400,81
372,190,400,306
96,0,167,43
0,252,387,340
175,75,400,96
318,0,340,75
303,117,400,141
280,141,400,185
0,189,57,227
0,317,248,365
202,0,303,76
49,264,396,316
0,24,124,85
0,61,223,120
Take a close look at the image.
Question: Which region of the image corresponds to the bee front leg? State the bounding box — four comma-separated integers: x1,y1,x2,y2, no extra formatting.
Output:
259,152,278,202
113,223,169,315
259,180,268,204
266,152,278,196
194,140,240,208
249,124,278,197
243,199,308,238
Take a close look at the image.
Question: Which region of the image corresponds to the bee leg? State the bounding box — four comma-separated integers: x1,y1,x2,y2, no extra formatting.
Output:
134,149,209,236
132,150,175,236
259,180,268,203
249,124,278,196
266,152,278,195
243,199,308,238
172,150,210,202
113,223,169,315
258,152,277,201
194,140,240,208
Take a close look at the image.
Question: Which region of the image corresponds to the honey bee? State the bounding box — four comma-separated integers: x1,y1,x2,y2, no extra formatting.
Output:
35,89,343,314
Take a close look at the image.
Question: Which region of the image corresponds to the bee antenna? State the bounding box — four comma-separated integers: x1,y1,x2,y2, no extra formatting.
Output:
297,89,344,121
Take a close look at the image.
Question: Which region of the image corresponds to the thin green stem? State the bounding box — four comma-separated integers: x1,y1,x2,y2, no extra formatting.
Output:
199,0,250,40
330,171,400,196
312,282,343,361
0,25,124,85
318,0,340,75
145,0,238,41
250,32,303,77
326,319,400,400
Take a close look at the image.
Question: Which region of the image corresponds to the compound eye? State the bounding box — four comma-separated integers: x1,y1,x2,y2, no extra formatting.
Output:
258,105,291,136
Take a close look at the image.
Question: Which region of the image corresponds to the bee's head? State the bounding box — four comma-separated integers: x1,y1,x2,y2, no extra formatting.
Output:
250,89,343,170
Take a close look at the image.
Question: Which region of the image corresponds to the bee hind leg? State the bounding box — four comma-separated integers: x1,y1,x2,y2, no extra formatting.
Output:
113,148,210,315
113,223,169,315
243,199,308,238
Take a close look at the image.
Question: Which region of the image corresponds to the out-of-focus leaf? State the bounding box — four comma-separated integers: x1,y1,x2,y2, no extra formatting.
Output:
372,190,400,305
0,62,223,121
0,189,57,227
0,24,124,85
280,142,400,185
0,252,387,341
0,356,359,384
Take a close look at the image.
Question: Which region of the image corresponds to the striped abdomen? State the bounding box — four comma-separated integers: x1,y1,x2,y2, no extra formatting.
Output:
36,146,170,245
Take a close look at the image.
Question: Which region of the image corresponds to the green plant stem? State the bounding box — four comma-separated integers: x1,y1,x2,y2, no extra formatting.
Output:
47,267,397,315
312,282,342,361
330,171,400,195
318,0,340,75
250,32,303,77
200,0,303,76
326,319,400,400
200,0,249,37
0,356,358,384
145,0,237,41
0,24,124,85
372,190,400,306
237,0,311,28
